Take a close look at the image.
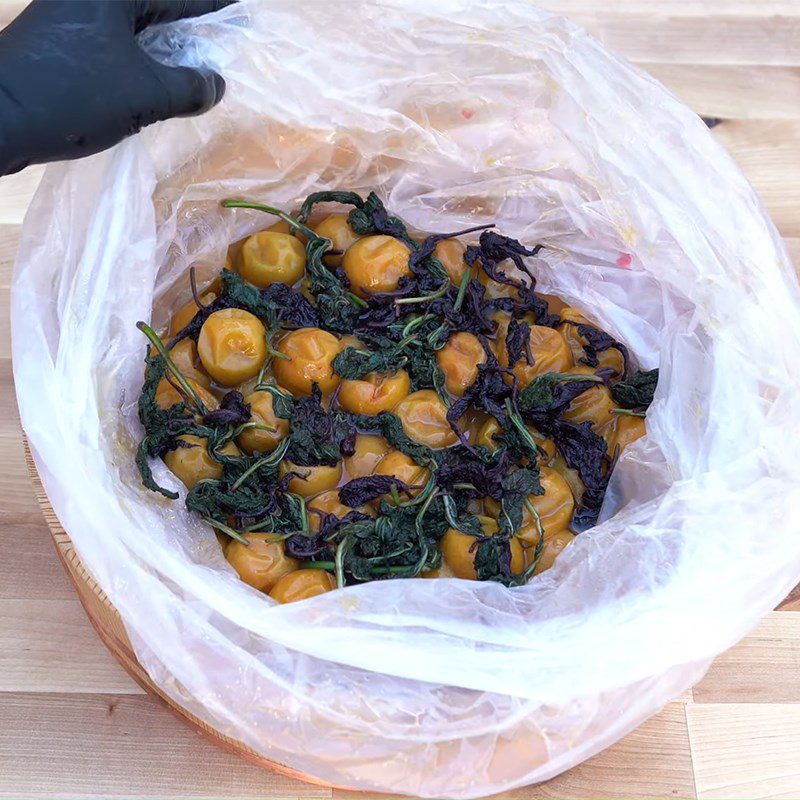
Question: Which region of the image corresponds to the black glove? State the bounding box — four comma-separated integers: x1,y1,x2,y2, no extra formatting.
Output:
0,0,233,176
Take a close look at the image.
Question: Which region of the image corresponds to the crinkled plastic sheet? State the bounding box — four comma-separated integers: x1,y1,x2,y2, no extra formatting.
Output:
11,1,800,796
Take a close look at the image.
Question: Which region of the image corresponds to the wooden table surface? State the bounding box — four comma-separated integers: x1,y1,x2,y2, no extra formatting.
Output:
2,1,800,798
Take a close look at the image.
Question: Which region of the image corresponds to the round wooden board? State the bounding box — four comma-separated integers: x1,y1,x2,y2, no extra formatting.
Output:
22,439,347,793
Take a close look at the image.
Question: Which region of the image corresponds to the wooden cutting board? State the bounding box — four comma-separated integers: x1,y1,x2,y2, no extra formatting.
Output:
1,1,800,797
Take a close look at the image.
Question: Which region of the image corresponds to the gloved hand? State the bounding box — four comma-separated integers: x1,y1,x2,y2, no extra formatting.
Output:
0,0,233,176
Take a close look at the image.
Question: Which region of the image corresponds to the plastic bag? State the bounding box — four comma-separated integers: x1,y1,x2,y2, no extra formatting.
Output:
12,1,800,796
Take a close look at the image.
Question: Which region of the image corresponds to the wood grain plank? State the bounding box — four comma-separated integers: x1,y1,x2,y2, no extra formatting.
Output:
785,237,800,269
687,704,800,799
0,224,19,285
0,692,331,798
0,288,9,358
541,1,800,15
0,516,80,602
0,599,142,695
0,224,16,360
0,358,42,521
0,166,43,225
642,65,800,120
333,702,695,800
547,12,800,66
693,613,800,704
0,433,39,518
0,1,26,30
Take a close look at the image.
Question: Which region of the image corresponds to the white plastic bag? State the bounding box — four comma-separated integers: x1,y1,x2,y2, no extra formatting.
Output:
12,1,800,796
